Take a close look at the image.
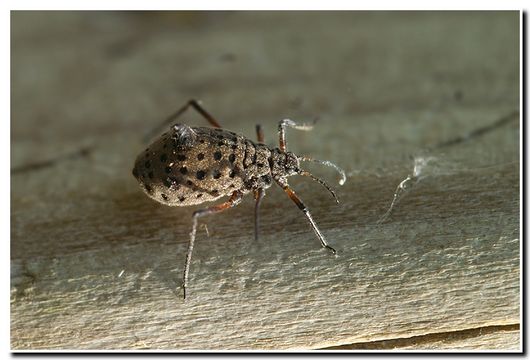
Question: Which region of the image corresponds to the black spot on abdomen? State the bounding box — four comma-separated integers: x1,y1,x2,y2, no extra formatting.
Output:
261,174,272,185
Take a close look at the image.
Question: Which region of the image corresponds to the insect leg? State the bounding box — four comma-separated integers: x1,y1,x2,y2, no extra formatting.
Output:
145,99,222,141
182,191,243,299
186,99,223,128
278,119,315,152
253,188,266,241
11,145,92,175
256,124,265,143
278,180,337,254
253,125,267,241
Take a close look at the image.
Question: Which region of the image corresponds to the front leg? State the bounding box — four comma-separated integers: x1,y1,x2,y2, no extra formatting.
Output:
277,119,315,152
276,178,337,255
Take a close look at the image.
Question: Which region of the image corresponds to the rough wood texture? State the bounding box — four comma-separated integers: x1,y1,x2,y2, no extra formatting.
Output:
323,325,521,350
11,11,520,350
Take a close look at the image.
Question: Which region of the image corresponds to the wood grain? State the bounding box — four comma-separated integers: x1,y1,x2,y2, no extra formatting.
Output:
323,325,520,350
11,11,520,350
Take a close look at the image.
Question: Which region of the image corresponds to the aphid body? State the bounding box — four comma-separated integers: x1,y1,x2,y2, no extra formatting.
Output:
133,125,289,206
133,100,346,299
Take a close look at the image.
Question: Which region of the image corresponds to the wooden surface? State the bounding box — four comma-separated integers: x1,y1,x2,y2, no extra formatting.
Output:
11,11,520,350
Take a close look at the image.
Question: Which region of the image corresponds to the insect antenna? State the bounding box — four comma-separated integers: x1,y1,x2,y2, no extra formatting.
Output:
298,170,340,204
299,156,347,186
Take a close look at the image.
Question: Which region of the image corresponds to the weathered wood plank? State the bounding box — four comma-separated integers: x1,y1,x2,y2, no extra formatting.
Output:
11,11,520,350
398,329,521,351
323,325,521,350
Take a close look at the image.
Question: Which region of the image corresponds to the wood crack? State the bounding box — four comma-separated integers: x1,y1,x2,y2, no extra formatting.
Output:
320,324,520,350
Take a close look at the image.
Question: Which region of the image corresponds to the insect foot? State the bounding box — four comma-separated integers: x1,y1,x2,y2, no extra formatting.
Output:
133,99,346,299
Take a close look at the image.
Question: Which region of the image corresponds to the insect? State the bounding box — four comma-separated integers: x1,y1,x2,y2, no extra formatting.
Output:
132,99,346,299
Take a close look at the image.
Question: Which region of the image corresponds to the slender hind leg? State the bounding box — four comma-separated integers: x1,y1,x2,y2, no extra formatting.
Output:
278,118,315,152
183,191,243,299
145,99,222,141
276,179,337,255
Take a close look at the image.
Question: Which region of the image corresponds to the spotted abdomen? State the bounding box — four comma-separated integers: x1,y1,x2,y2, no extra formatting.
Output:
133,125,271,206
